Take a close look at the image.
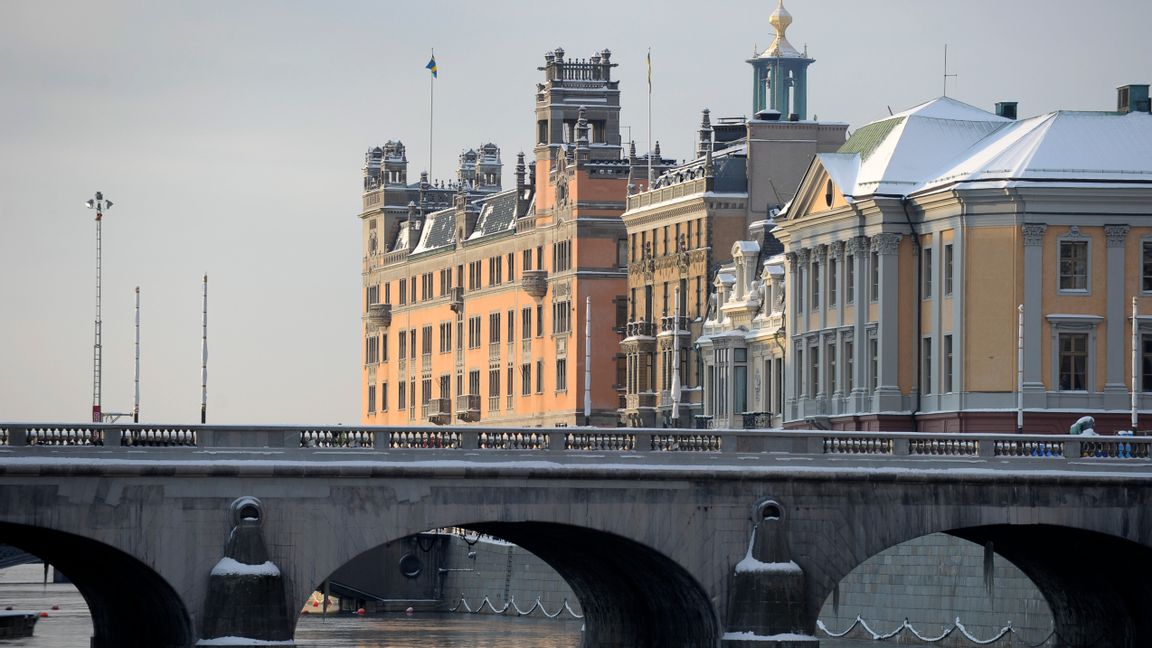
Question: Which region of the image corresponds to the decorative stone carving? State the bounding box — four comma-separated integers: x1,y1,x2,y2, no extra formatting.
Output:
1104,224,1131,248
784,251,797,270
1021,224,1048,246
871,233,902,255
795,248,811,264
828,240,844,260
846,236,869,255
813,244,827,263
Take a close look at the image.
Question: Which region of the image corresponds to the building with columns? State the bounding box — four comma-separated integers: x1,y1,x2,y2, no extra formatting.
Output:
359,49,643,427
766,88,1152,432
620,0,845,427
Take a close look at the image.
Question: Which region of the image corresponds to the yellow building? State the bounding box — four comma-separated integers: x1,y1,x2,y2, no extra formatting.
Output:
774,88,1152,433
359,49,637,427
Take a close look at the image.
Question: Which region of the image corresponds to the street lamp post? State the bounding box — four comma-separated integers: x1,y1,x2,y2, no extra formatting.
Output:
85,191,112,423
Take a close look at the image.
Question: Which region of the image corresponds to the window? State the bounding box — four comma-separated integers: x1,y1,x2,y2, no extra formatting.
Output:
944,244,954,296
809,345,820,396
553,240,571,272
422,273,434,300
488,256,503,285
536,360,544,393
439,268,452,296
380,382,388,411
556,358,567,391
1059,240,1088,291
844,340,854,393
795,348,804,397
468,316,481,349
828,258,838,307
398,330,407,358
398,381,407,410
536,246,544,270
364,335,379,365
468,261,483,291
827,342,837,395
921,338,933,394
1058,333,1088,390
399,279,407,305
662,281,669,318
522,363,531,395
522,308,532,340
869,251,879,301
488,368,501,410
943,334,954,393
366,284,379,310
367,385,376,413
439,322,452,353
409,328,416,359
507,310,515,342
523,248,533,272
536,305,544,337
922,247,933,299
488,312,502,344
553,300,571,334
382,333,389,362
617,238,628,268
508,253,515,282
468,370,480,397
421,325,432,356
846,254,855,303
439,375,451,401
1143,335,1152,391
734,348,748,415
868,337,878,391
1144,242,1152,292
796,265,805,312
384,282,391,305
810,260,821,309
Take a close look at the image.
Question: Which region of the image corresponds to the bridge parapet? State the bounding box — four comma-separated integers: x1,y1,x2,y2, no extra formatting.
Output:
1,423,1149,461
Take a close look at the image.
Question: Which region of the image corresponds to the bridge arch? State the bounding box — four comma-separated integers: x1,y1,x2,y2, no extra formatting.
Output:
0,522,193,648
303,521,719,648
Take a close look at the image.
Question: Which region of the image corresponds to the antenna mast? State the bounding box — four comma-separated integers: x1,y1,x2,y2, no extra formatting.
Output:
85,191,112,423
134,286,140,423
943,44,958,97
201,274,208,424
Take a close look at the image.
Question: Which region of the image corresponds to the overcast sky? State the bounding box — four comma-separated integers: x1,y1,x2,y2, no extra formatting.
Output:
2,0,1150,425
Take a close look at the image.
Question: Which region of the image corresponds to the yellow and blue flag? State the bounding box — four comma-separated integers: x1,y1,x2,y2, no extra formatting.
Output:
426,55,438,78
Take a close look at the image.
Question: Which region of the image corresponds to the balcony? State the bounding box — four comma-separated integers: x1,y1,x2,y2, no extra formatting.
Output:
449,286,464,313
625,392,657,410
624,321,657,339
456,394,480,422
428,398,452,425
660,315,690,334
742,411,774,430
521,270,548,299
367,303,392,329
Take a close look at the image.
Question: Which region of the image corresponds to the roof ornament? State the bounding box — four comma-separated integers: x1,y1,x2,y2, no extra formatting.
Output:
764,0,802,58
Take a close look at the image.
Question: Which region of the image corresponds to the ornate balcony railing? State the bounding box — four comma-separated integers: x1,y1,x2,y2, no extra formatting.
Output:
625,393,657,410
455,394,480,422
428,398,452,425
660,315,691,334
624,321,657,338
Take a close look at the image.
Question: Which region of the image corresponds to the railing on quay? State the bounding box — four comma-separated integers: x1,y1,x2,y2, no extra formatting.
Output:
0,423,1149,461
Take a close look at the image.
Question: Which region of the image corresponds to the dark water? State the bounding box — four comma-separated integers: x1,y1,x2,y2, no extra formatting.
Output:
0,565,876,647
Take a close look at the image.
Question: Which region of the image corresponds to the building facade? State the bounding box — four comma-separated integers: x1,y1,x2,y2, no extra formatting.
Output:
763,88,1152,433
359,49,639,427
619,0,845,427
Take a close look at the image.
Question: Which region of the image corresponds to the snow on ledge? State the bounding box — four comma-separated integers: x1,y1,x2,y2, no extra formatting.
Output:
722,630,817,642
210,557,281,577
735,557,802,574
196,638,294,646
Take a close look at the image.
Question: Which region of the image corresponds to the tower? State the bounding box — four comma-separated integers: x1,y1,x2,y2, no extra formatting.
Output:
474,143,502,191
382,141,408,187
533,48,623,207
747,0,814,120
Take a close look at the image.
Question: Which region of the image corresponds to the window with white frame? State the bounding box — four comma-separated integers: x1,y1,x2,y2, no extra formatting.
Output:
869,251,879,301
922,247,933,299
868,336,878,391
844,339,854,393
1058,239,1089,291
845,254,855,303
828,257,838,307
921,337,933,394
943,334,954,393
944,244,954,296
810,260,821,310
1058,333,1088,390
826,341,837,395
1049,315,1099,391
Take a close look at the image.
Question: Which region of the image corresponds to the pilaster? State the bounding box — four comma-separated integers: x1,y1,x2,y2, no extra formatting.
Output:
872,233,903,411
1021,224,1048,399
1104,225,1131,400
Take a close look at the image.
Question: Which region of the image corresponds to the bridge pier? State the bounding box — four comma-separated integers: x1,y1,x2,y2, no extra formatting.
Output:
723,499,818,647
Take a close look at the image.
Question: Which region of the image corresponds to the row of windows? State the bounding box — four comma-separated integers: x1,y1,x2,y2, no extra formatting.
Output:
366,360,569,414
630,277,703,322
365,305,564,366
629,219,704,263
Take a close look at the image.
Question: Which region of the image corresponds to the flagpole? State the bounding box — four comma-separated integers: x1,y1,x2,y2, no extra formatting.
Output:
584,296,592,426
1133,296,1139,431
647,47,653,188
428,48,435,183
671,287,681,426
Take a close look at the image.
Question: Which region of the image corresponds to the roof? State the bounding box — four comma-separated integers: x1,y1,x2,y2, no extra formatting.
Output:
815,97,1152,201
468,188,519,240
411,208,456,255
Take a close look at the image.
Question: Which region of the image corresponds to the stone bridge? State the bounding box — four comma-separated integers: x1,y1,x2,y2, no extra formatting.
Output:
1,423,1150,648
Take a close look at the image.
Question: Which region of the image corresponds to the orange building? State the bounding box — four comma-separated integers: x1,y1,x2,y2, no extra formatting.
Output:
359,48,647,427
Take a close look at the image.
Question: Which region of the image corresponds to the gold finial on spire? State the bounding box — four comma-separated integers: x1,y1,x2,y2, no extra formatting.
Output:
764,0,802,58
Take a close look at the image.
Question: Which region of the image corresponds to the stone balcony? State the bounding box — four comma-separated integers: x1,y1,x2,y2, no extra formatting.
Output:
624,321,657,338
625,392,657,410
367,303,391,329
521,270,548,299
456,394,480,422
659,315,690,334
449,287,464,313
428,398,452,425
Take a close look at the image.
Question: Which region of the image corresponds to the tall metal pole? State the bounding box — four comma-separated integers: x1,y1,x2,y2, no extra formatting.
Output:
584,296,592,426
671,288,681,426
1016,304,1024,433
133,286,140,423
201,274,208,424
85,192,112,423
646,47,653,188
1132,296,1139,431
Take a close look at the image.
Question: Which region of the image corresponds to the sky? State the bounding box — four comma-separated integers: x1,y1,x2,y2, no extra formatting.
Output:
2,0,1150,425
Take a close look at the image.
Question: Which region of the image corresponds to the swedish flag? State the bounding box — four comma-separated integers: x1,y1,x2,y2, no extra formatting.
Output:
426,55,438,78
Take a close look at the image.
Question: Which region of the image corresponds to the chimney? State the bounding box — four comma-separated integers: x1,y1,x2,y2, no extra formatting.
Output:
995,101,1018,120
1117,84,1151,113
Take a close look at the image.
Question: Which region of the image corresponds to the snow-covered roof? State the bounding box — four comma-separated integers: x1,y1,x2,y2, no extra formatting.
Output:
468,188,519,240
411,208,456,255
822,96,1152,199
